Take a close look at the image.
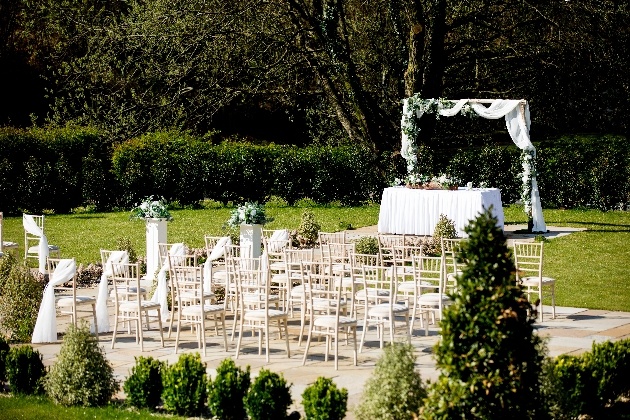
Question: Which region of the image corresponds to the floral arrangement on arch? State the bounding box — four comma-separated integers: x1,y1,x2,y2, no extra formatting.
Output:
226,202,271,228
130,196,173,221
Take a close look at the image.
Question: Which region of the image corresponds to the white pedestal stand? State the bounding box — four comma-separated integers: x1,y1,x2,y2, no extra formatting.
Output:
239,224,262,258
146,218,167,280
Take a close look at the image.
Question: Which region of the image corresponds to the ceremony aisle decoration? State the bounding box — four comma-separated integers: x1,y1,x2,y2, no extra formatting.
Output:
130,196,173,281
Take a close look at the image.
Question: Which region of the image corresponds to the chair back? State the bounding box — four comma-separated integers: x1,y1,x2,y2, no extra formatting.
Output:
110,262,142,310
412,255,444,295
235,256,269,312
23,214,45,260
513,241,544,281
441,238,465,285
378,234,407,264
47,257,77,297
171,264,205,307
158,242,186,269
318,231,346,246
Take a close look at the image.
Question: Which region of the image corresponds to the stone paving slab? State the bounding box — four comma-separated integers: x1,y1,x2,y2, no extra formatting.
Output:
30,304,630,419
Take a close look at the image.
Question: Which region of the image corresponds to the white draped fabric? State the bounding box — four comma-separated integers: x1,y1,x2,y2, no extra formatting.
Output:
92,250,128,333
22,214,49,274
401,98,546,232
267,229,290,252
32,258,76,343
151,242,185,321
203,236,232,291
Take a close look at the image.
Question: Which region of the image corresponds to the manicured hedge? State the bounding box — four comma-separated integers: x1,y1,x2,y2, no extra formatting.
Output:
0,126,116,214
0,127,628,214
111,132,384,208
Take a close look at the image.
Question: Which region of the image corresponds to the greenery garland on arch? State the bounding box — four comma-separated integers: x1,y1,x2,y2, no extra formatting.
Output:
400,96,535,219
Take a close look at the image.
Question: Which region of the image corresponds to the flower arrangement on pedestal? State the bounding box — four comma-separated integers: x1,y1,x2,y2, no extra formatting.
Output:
130,196,173,221
226,202,271,228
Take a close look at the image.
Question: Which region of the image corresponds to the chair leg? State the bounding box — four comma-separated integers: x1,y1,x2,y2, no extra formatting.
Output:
91,304,99,339
283,319,291,358
551,284,556,319
138,318,144,352
352,326,357,366
221,314,228,352
302,322,314,366
111,312,119,349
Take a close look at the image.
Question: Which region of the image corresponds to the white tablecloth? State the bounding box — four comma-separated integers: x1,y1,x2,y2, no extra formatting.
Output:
377,187,504,237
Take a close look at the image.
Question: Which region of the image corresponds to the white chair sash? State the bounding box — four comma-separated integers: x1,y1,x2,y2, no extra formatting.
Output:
151,242,185,321
92,250,128,333
23,214,49,274
203,236,232,291
32,258,76,343
267,229,289,253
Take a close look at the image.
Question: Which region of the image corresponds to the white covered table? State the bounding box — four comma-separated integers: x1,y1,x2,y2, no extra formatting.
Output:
377,187,504,237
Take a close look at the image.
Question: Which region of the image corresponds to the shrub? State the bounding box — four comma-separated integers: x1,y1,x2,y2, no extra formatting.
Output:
354,342,425,420
75,262,102,287
421,209,548,419
245,368,292,420
423,213,457,256
45,323,118,406
0,334,10,382
123,356,166,410
0,261,44,342
354,236,379,255
162,352,208,416
116,237,138,263
302,377,348,420
208,359,251,420
544,338,630,418
295,208,321,247
6,345,46,395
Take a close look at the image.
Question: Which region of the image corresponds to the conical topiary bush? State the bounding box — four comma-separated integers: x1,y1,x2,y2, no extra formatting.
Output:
421,208,549,419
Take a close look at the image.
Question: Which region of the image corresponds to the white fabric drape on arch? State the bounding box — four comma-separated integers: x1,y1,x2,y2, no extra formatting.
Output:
402,98,546,232
22,214,49,274
32,258,76,343
92,250,129,333
150,242,185,321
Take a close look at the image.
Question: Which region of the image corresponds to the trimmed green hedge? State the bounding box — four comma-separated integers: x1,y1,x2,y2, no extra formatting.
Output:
0,127,627,214
111,131,384,208
0,126,116,214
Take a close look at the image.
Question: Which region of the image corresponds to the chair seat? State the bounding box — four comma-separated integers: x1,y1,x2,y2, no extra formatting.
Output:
28,244,60,253
119,301,161,311
521,276,556,286
57,295,96,306
182,304,225,316
110,286,146,297
179,290,215,299
244,309,287,321
313,315,357,328
312,297,349,311
355,288,389,301
417,293,452,306
367,303,408,317
397,281,416,293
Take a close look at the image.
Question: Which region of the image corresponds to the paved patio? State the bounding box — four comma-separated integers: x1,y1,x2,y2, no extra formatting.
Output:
32,223,629,419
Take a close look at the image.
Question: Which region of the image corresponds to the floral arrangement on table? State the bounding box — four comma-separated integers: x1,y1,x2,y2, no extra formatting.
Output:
226,202,271,228
392,173,460,190
130,196,173,221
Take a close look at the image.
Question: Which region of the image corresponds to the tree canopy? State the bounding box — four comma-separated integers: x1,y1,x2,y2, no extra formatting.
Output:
0,0,627,150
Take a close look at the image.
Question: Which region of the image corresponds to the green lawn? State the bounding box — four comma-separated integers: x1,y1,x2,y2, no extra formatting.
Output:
0,394,185,419
2,203,629,311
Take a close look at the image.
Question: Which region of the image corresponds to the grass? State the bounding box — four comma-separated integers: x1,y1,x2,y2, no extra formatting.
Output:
2,203,629,311
0,394,185,419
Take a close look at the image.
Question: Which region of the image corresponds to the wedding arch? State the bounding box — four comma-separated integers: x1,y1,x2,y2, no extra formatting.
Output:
400,97,546,233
